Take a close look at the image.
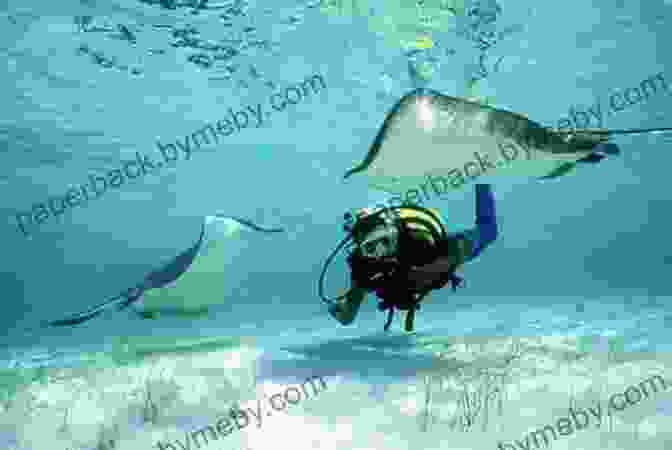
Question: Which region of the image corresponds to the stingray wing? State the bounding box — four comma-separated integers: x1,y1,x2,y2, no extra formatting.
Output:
143,222,207,289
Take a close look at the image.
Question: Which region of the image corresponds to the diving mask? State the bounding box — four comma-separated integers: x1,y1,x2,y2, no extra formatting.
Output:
359,224,400,259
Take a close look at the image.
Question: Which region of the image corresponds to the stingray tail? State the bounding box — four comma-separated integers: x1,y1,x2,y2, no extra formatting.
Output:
554,127,672,152
556,126,672,161
45,289,138,328
561,131,611,150
554,127,672,137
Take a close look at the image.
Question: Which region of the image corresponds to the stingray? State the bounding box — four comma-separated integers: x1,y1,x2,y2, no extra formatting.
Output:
344,88,672,196
46,215,284,327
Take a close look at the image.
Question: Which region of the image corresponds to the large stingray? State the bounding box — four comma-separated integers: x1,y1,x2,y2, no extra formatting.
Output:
46,215,284,327
344,88,672,196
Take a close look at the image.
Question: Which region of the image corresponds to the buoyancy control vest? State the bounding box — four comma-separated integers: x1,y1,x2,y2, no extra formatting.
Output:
319,204,463,332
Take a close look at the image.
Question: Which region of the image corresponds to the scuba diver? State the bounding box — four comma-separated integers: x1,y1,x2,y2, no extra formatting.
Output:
320,183,498,333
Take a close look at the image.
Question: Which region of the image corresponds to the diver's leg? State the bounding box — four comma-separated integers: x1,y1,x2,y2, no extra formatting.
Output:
328,279,367,326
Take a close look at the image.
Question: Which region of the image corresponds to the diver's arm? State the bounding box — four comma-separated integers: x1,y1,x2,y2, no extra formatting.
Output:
419,184,497,270
405,184,497,288
412,238,472,273
462,183,498,262
413,183,497,271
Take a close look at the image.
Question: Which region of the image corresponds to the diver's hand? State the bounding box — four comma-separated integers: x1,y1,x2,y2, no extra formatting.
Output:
328,287,367,326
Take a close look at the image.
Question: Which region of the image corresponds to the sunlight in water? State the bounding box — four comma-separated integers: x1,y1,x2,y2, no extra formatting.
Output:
416,97,437,132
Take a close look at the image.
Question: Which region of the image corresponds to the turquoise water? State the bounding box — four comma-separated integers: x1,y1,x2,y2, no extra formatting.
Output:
1,0,672,449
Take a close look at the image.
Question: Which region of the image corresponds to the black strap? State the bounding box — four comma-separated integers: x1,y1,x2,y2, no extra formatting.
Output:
405,305,416,332
379,297,424,332
378,287,429,332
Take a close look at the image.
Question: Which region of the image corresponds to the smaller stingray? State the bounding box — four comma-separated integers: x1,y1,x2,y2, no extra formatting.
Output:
46,214,284,327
